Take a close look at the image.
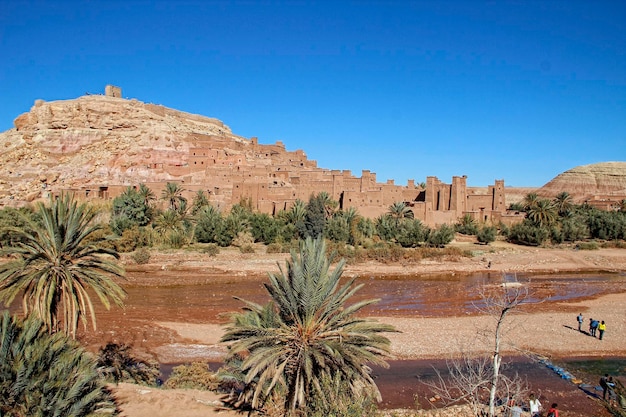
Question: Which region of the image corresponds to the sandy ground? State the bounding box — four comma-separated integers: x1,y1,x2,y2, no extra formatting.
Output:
104,241,626,416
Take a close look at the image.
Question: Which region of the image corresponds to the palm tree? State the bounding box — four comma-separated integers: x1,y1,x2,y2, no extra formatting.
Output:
341,206,362,245
317,191,338,219
286,199,307,224
0,311,117,416
0,193,126,339
138,183,156,207
527,198,557,227
221,237,394,415
553,191,573,216
153,209,186,236
522,193,539,211
161,182,187,212
191,189,210,215
388,201,414,226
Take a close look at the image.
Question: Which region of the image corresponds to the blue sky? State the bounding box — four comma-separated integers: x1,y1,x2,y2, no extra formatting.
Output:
1,1,624,187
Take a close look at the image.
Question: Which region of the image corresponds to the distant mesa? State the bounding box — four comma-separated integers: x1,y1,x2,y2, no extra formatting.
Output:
0,85,623,226
538,162,626,209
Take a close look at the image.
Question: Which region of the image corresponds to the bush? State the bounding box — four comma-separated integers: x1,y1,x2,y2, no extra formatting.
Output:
130,248,151,264
427,224,455,247
114,225,150,252
166,230,188,249
97,342,160,385
202,243,220,256
250,213,280,244
0,312,117,416
232,231,255,247
455,214,479,235
366,242,403,263
578,241,599,250
303,372,378,417
266,242,285,253
164,362,219,390
601,240,626,249
507,220,549,246
324,216,350,243
239,244,255,254
477,226,497,244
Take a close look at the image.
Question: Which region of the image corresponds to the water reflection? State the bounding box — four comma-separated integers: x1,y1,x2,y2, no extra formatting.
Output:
114,272,625,322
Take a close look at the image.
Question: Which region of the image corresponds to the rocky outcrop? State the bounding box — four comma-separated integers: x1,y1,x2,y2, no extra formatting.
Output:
0,95,244,205
538,162,626,202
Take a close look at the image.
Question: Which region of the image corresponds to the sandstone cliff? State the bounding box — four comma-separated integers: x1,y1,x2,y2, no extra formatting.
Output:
538,162,626,202
0,95,247,205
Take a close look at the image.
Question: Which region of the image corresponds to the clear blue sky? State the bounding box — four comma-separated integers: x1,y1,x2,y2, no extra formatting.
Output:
1,1,625,187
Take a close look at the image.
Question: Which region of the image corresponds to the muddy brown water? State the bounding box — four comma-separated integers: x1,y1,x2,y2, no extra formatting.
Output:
115,271,626,322
109,271,624,416
10,271,624,415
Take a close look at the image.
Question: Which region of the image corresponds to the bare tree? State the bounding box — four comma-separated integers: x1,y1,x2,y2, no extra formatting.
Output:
425,351,528,416
425,279,529,417
479,282,529,417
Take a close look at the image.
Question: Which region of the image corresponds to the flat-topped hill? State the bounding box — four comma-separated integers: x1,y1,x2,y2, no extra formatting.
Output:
538,162,626,202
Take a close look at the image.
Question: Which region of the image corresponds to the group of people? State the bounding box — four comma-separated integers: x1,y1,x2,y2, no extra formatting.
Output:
507,393,560,417
576,313,607,340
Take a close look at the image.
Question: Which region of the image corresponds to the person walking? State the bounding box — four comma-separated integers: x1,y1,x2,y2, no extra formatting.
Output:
607,376,617,406
529,393,542,417
547,403,560,417
577,313,584,331
601,374,609,400
598,320,606,340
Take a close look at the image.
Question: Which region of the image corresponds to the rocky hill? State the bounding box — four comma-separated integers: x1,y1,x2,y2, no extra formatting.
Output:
0,94,246,205
538,162,626,202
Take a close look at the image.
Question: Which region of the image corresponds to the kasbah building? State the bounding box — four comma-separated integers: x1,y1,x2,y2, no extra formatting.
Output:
12,85,527,227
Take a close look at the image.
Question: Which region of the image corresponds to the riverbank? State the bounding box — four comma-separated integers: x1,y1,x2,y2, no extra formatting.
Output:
121,240,626,285
100,241,626,417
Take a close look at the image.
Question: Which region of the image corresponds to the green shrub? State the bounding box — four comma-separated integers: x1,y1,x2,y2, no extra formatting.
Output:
266,242,284,253
426,224,455,247
477,226,497,244
507,220,549,246
366,242,403,263
578,241,599,250
239,244,255,254
303,372,378,417
167,230,187,249
0,312,117,416
164,362,219,390
232,231,255,247
601,240,626,249
114,225,150,252
455,214,479,235
130,248,151,264
97,343,160,385
324,216,350,243
202,243,220,256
